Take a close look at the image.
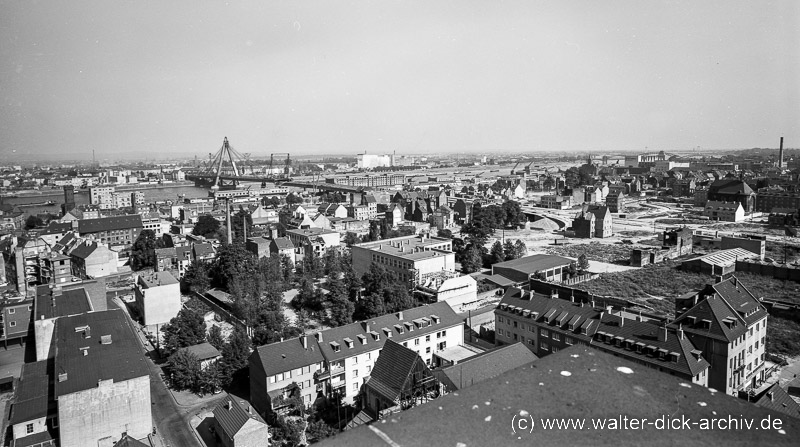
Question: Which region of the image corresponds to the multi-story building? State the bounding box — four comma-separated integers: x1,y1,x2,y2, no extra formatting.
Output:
0,211,26,231
671,277,768,395
134,271,181,333
249,301,463,412
346,204,371,221
76,215,143,249
573,205,613,238
89,186,115,208
707,180,755,213
540,195,572,210
495,288,711,386
330,173,406,187
755,190,800,213
285,228,341,262
352,235,454,287
68,240,119,278
9,309,152,447
703,201,744,222
0,296,33,348
605,192,625,213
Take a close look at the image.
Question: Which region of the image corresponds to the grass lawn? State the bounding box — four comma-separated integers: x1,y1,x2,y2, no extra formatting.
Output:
767,316,800,358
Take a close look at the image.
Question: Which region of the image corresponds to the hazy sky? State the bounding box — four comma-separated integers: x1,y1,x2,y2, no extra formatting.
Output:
1,1,797,159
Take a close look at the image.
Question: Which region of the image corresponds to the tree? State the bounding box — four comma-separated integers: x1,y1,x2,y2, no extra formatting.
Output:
566,261,578,278
198,362,225,395
286,193,304,205
329,294,355,327
437,228,453,239
182,260,210,293
502,239,517,261
344,232,361,247
24,215,44,229
130,229,163,271
577,253,590,272
207,325,225,350
489,241,505,265
514,239,527,259
231,207,253,243
501,201,522,227
306,420,336,443
161,308,207,355
221,326,251,374
460,244,484,274
166,349,202,392
192,214,221,238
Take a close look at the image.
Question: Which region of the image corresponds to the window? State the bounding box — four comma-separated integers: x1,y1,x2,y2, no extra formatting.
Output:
552,347,559,353
540,328,548,337
353,383,359,392
26,424,34,434
9,322,16,328
353,370,359,378
353,356,358,364
425,335,431,342
366,365,371,373
8,309,14,314
551,333,560,341
513,321,518,328
541,342,550,351
426,347,431,354
415,339,420,346
403,342,408,347
437,341,446,350
305,380,311,388
565,337,573,345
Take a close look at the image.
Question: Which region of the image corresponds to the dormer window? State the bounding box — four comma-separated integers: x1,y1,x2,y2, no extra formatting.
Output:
330,341,341,352
357,334,367,345
383,328,392,338
431,315,440,324
404,322,413,332
344,338,354,348
395,324,404,334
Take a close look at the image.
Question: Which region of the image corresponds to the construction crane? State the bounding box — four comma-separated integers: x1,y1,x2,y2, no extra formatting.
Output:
267,153,292,182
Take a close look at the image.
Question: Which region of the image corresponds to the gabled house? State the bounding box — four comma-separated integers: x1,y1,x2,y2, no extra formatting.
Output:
212,396,271,447
180,342,222,371
269,237,295,266
67,240,118,279
362,340,438,421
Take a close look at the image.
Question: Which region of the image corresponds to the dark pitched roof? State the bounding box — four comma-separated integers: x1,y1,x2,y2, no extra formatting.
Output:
155,247,177,257
271,237,294,250
176,245,192,261
53,309,150,397
40,221,73,235
251,336,325,378
68,240,100,259
367,339,425,402
436,343,537,391
710,179,754,195
193,243,215,257
672,277,766,342
181,342,221,361
213,395,268,438
754,382,800,419
9,361,54,425
77,215,143,234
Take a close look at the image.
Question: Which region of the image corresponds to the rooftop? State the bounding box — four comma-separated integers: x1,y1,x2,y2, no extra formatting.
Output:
77,214,143,234
492,254,573,275
9,361,54,425
213,395,268,438
319,346,800,446
34,285,93,320
435,343,538,391
53,309,150,397
138,270,179,288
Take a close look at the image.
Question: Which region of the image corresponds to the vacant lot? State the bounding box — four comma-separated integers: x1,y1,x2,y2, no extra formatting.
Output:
543,241,634,263
767,317,800,358
710,222,787,237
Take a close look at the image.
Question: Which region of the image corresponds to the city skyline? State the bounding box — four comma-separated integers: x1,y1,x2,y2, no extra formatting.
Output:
1,1,797,159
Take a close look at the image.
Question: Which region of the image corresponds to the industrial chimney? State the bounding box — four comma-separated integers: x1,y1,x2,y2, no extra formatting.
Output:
778,137,784,169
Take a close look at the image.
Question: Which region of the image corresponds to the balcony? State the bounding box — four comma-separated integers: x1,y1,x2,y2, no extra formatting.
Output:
314,370,331,381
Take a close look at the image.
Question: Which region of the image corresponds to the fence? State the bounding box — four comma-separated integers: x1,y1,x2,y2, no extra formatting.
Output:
561,273,598,285
735,260,800,282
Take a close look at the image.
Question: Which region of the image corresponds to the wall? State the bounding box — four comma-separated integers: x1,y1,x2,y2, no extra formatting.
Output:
136,281,181,327
735,260,800,282
85,247,119,278
12,416,47,440
58,375,152,447
33,318,56,361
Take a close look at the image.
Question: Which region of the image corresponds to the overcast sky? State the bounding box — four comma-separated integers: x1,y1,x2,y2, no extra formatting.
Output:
1,0,797,159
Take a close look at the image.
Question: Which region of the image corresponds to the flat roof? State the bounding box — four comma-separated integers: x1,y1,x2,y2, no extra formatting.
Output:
34,285,92,320
138,270,179,288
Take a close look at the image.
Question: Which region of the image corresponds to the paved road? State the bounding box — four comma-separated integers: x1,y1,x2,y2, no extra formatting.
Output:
113,298,202,447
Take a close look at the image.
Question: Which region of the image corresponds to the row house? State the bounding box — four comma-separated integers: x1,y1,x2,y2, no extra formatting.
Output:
249,301,464,413
573,205,613,238
154,242,216,279
494,288,711,386
755,190,800,213
703,201,744,222
75,215,143,250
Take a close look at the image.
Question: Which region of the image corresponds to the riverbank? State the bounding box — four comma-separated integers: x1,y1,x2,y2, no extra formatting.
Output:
1,182,195,198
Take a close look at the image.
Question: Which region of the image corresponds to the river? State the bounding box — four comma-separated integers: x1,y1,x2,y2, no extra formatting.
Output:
2,184,210,216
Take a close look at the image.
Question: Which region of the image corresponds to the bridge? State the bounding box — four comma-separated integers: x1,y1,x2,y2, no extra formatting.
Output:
185,137,293,189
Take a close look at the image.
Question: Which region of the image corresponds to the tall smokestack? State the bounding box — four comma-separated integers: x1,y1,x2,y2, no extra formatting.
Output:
63,185,76,214
226,198,233,244
779,137,784,169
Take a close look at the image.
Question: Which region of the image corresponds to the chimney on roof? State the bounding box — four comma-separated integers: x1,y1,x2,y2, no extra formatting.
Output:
365,322,370,333
678,324,684,340
301,336,307,349
658,326,668,342
768,391,774,402
619,314,624,327
227,400,233,410
315,332,322,342
397,311,404,321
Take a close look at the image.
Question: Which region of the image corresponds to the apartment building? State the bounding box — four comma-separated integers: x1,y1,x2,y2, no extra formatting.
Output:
494,288,711,386
76,215,143,249
9,310,152,447
755,190,800,213
703,201,745,222
249,301,463,412
134,270,181,332
671,276,768,396
352,235,454,286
